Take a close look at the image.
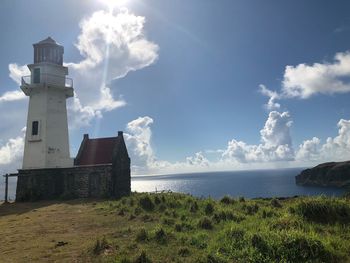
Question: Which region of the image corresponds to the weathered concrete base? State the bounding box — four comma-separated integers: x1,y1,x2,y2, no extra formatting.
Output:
16,164,130,201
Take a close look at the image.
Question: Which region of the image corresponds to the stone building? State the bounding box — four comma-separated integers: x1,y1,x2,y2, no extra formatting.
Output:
15,37,130,201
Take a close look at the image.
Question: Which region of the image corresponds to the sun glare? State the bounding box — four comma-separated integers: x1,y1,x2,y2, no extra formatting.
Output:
99,0,131,10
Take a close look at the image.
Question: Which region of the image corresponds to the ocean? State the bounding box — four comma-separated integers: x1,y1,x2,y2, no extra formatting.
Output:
0,168,345,201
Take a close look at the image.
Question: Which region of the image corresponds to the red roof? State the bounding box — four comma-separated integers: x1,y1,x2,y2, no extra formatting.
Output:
75,136,118,165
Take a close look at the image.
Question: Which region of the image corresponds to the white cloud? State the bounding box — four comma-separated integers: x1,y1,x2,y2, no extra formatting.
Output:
8,63,30,85
124,116,155,173
186,152,209,167
259,84,280,110
0,90,25,103
296,119,350,163
0,129,25,173
296,137,321,161
0,63,29,104
65,8,159,127
282,51,350,99
222,111,294,163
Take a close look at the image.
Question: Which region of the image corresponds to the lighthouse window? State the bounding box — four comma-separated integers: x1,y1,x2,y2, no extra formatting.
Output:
32,121,39,136
33,68,40,84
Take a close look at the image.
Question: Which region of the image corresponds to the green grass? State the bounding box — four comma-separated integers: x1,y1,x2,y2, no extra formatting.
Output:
1,193,350,262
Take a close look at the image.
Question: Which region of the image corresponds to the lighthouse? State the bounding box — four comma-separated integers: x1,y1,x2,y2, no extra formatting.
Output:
21,37,73,169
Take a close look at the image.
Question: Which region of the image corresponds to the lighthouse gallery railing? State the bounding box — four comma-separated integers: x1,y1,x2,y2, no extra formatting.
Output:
21,74,73,88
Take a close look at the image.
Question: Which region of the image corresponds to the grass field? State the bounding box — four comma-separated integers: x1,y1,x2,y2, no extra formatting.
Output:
0,192,349,262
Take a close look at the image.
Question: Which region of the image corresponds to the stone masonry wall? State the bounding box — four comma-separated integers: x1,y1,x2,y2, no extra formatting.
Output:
16,165,119,201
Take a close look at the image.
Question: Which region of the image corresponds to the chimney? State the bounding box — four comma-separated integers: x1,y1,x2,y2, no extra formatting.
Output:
118,131,123,137
83,134,89,140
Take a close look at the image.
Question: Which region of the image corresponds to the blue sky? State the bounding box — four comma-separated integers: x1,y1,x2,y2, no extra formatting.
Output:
1,0,350,174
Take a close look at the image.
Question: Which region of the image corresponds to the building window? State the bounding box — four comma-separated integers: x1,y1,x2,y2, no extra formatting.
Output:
33,68,40,84
32,121,39,136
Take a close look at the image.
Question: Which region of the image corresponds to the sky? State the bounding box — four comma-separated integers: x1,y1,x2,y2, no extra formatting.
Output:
0,0,350,175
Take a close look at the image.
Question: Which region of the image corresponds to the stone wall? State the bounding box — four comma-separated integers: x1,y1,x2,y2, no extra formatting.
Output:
16,164,130,201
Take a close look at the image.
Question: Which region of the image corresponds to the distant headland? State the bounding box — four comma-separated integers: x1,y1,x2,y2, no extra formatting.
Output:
296,161,350,187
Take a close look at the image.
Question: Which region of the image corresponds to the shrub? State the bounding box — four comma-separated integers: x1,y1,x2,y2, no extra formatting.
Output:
205,202,215,215
251,234,271,255
118,208,126,216
279,233,333,262
158,204,167,212
154,227,167,244
220,195,233,205
295,197,350,224
198,216,213,230
190,201,199,213
261,209,275,218
206,254,226,263
139,196,155,211
178,247,190,257
93,237,110,255
239,196,245,202
134,251,152,263
190,233,208,249
134,207,142,215
174,223,182,232
135,228,148,242
271,198,282,208
154,196,161,205
162,217,175,226
243,204,259,215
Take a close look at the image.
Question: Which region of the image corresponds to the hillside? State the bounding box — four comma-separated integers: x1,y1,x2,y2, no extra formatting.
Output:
0,193,350,262
296,161,350,187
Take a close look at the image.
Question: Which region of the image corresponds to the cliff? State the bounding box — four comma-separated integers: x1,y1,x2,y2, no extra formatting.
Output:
296,161,350,187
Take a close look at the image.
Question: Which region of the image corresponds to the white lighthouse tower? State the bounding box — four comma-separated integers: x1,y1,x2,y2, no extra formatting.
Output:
21,37,73,169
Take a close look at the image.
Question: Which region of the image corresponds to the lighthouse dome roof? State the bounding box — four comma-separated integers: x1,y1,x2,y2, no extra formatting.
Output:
34,37,61,46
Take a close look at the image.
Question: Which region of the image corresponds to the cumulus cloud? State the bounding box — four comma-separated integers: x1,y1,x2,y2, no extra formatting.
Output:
222,111,294,163
259,84,280,110
296,119,350,163
186,152,209,167
124,116,214,174
0,64,29,104
0,90,25,103
260,51,350,107
124,116,155,173
282,52,350,98
296,137,321,161
0,129,25,173
65,8,159,127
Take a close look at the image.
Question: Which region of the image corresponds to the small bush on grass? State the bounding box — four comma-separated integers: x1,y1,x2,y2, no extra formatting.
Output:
239,196,245,202
135,228,148,242
295,197,350,224
198,216,213,230
190,233,208,249
154,196,161,205
243,204,259,215
139,196,155,211
162,217,175,226
190,201,199,213
278,233,334,262
93,237,110,255
134,251,152,263
174,223,182,232
220,195,234,205
205,202,215,215
271,198,282,208
178,247,190,257
154,227,167,244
